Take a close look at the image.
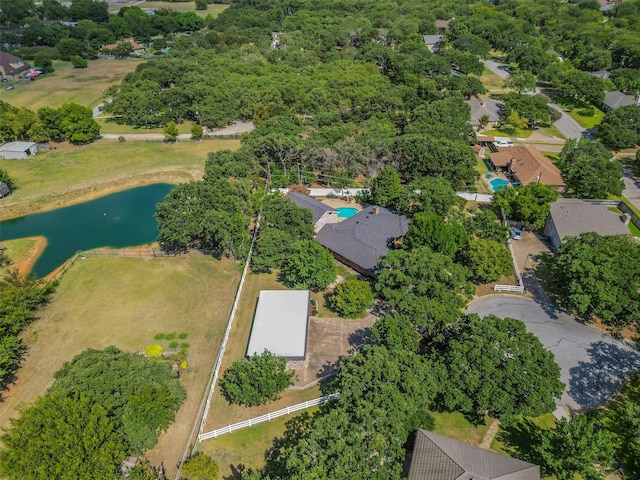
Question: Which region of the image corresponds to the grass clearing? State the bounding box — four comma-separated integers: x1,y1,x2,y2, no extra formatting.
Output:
429,411,492,445
0,138,240,219
97,118,195,135
0,237,43,278
137,1,229,17
568,107,604,129
0,254,241,478
481,127,532,138
0,59,142,110
479,72,507,92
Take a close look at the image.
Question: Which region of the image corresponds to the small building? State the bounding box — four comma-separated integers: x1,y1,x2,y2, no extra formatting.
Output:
0,52,30,81
466,98,503,129
408,430,540,480
316,205,409,277
598,0,615,13
286,193,339,233
489,145,565,192
544,199,631,249
422,34,442,53
0,182,10,198
246,290,310,367
0,141,38,160
588,70,611,80
435,19,451,33
602,91,638,111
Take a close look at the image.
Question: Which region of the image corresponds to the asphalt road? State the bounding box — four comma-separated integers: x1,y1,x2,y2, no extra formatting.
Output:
483,59,510,79
622,169,640,212
549,103,591,141
467,296,640,413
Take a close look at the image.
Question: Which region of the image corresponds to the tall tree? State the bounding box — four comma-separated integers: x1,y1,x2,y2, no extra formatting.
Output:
280,240,336,290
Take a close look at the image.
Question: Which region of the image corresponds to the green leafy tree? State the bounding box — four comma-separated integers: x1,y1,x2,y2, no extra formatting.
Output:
375,247,473,335
504,69,536,93
464,208,509,243
370,314,420,352
191,123,204,140
367,166,408,214
427,314,564,424
0,251,12,269
0,393,125,480
551,233,640,328
493,183,558,229
327,279,374,318
181,453,219,480
0,168,17,191
402,213,467,257
33,51,54,73
70,55,88,68
58,103,100,144
558,139,624,198
219,350,295,407
194,0,207,10
280,240,336,291
597,105,640,150
522,415,616,480
164,121,179,142
462,238,513,283
408,177,464,217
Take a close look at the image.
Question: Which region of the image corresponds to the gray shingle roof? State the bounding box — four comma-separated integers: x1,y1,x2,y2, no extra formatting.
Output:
466,98,503,125
423,34,442,45
549,199,630,241
603,91,638,109
287,193,337,224
315,205,409,273
408,430,540,480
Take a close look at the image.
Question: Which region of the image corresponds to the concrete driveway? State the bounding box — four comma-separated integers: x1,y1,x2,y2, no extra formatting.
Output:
622,169,640,212
483,59,510,80
467,296,640,414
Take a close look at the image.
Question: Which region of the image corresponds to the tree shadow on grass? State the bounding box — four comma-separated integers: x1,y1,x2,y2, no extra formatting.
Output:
497,418,544,466
568,340,640,410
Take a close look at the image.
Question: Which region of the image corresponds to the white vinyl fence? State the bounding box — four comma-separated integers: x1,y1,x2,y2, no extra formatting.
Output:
199,393,341,441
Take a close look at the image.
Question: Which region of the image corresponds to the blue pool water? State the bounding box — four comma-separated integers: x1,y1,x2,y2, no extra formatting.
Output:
489,178,510,192
337,207,359,218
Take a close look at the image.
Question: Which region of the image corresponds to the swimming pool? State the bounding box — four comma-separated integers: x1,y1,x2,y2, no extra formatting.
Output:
489,178,510,192
337,207,359,218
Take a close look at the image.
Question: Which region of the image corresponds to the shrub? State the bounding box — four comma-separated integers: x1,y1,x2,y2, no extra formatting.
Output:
577,107,595,117
166,332,176,340
169,341,179,349
327,279,374,318
145,344,164,357
219,350,295,407
154,333,165,340
178,332,188,339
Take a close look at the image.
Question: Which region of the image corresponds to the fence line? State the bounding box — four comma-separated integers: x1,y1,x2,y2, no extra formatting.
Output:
199,393,341,441
496,207,525,294
494,285,525,293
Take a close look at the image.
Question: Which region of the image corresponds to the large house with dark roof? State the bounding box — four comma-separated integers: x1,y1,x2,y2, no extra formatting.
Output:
286,193,339,233
408,430,540,480
489,145,565,192
315,205,409,276
0,52,30,81
466,98,503,129
544,199,631,249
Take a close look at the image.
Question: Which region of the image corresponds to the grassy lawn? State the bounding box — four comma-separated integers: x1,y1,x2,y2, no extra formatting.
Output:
138,1,229,17
568,107,604,129
430,411,492,445
0,59,142,110
0,254,241,479
0,237,43,278
0,138,240,219
97,118,195,135
475,156,491,175
481,127,533,138
479,72,507,92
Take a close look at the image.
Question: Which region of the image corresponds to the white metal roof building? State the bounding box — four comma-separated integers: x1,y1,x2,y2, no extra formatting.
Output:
0,142,37,159
246,290,310,360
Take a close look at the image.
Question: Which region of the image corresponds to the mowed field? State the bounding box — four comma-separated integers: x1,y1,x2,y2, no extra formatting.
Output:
0,138,241,220
0,59,142,110
0,254,241,478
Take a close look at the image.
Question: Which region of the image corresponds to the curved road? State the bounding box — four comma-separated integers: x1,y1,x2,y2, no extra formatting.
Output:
467,296,640,415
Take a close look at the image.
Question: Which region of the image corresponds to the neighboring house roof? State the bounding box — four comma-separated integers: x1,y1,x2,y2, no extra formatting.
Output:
0,141,36,153
435,19,450,30
588,70,611,80
549,199,630,241
287,193,337,224
408,430,540,480
0,52,30,77
423,34,442,46
316,205,409,273
603,91,638,109
598,0,614,11
466,98,503,125
490,145,565,189
246,290,310,360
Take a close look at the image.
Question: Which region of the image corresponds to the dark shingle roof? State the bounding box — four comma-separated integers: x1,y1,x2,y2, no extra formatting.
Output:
286,193,337,224
315,205,408,273
0,52,30,77
549,199,630,240
409,430,540,480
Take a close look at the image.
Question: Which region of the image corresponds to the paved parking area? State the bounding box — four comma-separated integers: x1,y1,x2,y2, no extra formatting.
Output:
467,296,640,414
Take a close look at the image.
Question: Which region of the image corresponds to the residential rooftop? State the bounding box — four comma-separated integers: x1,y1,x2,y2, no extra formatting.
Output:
490,145,565,190
549,199,630,241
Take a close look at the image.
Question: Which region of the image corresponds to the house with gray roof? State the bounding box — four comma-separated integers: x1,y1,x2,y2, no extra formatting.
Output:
544,199,631,249
466,98,503,129
246,290,310,367
423,34,442,53
408,430,540,480
316,205,409,276
602,91,638,111
286,193,339,232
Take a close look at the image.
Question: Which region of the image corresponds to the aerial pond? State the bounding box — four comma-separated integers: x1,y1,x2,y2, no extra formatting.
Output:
0,183,173,277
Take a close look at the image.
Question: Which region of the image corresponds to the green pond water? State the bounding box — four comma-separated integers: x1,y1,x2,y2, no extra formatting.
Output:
0,184,173,277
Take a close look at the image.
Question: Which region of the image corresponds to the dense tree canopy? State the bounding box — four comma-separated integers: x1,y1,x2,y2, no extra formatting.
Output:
550,233,640,328
280,240,336,291
597,105,640,150
493,183,558,229
427,314,564,424
327,279,374,319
